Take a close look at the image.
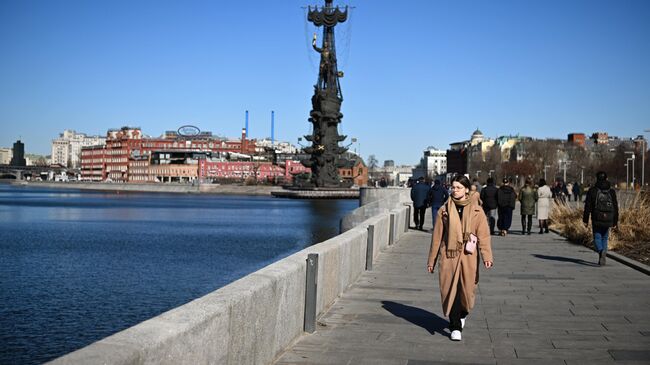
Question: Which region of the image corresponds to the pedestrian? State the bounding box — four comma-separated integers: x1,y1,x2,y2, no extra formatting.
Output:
496,178,516,236
537,178,552,233
427,175,494,341
566,182,573,202
572,182,581,203
471,178,482,193
518,178,538,235
480,177,498,235
552,181,569,204
410,176,431,230
583,171,619,266
427,179,449,231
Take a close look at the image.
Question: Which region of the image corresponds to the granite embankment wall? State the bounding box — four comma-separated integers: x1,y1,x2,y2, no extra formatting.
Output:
340,187,411,232
49,188,410,365
13,181,283,196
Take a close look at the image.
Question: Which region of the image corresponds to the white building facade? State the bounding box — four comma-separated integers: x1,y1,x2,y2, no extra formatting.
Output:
413,146,447,179
51,130,105,168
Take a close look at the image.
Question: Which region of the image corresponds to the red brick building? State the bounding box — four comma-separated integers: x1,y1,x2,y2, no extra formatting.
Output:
81,127,257,182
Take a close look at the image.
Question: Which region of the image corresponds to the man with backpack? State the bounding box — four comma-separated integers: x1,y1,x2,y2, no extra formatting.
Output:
583,171,619,266
497,178,517,236
480,177,499,235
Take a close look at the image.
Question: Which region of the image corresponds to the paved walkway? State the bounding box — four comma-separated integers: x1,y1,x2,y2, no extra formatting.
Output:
275,210,650,364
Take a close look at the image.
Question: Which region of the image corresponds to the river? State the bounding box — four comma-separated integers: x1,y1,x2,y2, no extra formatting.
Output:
0,184,357,365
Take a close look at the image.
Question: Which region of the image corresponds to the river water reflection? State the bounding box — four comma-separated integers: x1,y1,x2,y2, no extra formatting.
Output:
0,184,357,365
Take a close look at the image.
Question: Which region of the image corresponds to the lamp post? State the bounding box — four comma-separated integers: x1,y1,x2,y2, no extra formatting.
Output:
643,129,649,188
489,169,494,178
625,152,635,189
625,160,631,190
476,170,481,179
580,166,584,185
559,160,570,183
544,165,551,180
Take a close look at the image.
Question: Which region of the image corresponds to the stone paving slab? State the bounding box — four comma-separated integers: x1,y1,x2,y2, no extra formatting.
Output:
274,209,650,364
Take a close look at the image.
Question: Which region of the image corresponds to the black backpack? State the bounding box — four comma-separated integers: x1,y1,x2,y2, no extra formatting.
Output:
593,189,614,227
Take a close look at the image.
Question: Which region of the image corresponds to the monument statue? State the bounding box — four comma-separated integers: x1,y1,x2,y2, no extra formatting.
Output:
301,0,349,188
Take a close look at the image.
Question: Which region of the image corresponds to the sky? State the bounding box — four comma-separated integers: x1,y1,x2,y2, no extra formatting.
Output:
1,0,649,165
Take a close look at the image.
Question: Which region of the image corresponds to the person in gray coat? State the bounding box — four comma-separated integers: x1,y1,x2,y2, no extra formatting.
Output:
518,178,538,235
410,177,431,230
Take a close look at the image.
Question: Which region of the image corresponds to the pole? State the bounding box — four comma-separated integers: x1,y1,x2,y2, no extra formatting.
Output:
632,156,635,189
271,111,275,147
581,167,584,185
563,161,567,183
245,110,249,138
626,160,630,190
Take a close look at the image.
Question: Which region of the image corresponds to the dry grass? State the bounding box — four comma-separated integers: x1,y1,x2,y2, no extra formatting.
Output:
550,193,650,265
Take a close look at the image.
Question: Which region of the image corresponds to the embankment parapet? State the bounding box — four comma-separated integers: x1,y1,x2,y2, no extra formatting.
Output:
49,188,411,365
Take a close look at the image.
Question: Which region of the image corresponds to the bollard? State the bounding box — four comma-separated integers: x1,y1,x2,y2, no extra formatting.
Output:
404,205,411,233
389,213,395,245
366,225,375,270
304,253,318,333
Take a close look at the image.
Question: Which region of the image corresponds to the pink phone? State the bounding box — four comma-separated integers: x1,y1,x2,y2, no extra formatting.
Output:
465,233,477,254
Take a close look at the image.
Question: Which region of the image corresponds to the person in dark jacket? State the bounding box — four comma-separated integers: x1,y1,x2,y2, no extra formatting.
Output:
572,182,582,203
496,178,517,236
411,177,431,230
480,177,499,235
583,171,619,266
427,179,449,230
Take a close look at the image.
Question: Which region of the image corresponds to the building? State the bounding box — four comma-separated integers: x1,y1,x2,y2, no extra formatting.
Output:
412,146,447,179
81,126,258,182
10,140,26,167
199,160,285,183
51,130,105,168
369,163,413,187
339,155,368,187
0,148,12,165
446,141,469,175
568,133,586,147
592,132,609,145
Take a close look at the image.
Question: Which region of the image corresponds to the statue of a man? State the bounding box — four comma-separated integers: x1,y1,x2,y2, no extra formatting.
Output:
312,33,331,84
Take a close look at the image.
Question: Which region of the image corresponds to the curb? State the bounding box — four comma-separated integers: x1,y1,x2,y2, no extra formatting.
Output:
550,228,650,276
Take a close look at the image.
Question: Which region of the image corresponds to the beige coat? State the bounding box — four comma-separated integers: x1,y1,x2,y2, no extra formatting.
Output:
427,201,493,316
537,185,552,220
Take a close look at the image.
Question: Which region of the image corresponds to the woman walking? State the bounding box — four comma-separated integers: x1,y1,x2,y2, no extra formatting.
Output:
537,178,552,233
518,178,538,235
427,175,494,341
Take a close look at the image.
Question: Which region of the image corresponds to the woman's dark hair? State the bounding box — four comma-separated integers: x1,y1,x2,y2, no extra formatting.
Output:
452,175,471,190
538,178,546,187
596,171,607,181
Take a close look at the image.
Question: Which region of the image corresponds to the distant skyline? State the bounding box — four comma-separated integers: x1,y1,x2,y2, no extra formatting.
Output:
1,0,649,165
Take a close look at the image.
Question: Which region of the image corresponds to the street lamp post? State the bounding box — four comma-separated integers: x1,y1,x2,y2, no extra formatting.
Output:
625,152,636,189
643,129,649,188
489,169,494,178
544,165,551,181
626,160,631,190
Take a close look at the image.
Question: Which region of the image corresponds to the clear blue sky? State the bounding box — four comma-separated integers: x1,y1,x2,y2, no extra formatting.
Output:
1,0,649,165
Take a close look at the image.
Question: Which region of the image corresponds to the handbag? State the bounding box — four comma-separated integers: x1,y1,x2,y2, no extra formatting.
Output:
465,233,477,254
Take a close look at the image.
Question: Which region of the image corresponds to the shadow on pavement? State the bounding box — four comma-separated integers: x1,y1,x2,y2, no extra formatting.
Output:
532,254,599,267
381,301,448,336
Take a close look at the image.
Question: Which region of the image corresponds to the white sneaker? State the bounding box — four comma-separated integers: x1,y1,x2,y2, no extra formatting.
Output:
461,317,466,329
450,330,462,341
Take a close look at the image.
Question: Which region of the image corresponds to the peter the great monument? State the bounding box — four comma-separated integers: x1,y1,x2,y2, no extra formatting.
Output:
274,0,356,198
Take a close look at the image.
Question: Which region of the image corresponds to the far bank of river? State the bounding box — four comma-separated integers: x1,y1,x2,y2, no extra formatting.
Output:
9,180,283,196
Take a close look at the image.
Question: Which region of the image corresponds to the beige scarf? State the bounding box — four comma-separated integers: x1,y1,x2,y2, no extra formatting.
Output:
445,195,472,258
